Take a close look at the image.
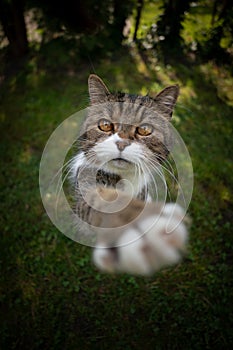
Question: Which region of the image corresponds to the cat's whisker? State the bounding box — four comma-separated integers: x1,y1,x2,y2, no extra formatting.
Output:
148,155,178,186
138,152,174,202
143,156,185,204
150,155,183,191
137,162,148,197
157,156,176,176
154,155,177,179
135,157,154,199
53,156,80,206
141,160,160,201
153,155,182,195
55,166,75,218
52,156,77,190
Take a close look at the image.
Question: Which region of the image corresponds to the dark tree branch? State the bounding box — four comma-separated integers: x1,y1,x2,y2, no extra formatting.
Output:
133,0,144,41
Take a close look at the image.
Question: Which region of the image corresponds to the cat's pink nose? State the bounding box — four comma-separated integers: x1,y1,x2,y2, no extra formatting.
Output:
116,140,130,151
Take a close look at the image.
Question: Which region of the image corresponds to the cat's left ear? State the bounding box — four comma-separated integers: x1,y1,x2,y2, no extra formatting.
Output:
153,85,179,120
88,74,110,104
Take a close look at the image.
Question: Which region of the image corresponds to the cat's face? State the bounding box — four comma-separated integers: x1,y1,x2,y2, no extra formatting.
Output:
79,75,179,175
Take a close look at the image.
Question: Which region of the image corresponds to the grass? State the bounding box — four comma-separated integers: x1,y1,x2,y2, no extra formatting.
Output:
1,31,233,350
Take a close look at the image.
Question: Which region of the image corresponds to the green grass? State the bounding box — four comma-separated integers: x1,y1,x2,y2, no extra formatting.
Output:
1,34,233,350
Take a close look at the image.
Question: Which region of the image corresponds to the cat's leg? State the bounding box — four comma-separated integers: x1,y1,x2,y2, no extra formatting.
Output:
92,200,189,276
93,230,152,275
118,206,188,275
77,186,188,275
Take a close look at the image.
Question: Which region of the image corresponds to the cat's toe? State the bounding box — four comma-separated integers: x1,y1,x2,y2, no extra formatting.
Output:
93,245,117,273
162,221,188,251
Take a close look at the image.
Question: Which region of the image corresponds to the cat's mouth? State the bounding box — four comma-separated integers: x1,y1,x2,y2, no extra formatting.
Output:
110,157,132,168
112,157,130,163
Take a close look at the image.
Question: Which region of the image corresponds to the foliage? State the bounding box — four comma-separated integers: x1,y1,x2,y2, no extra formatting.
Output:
156,0,192,49
135,0,233,62
0,0,28,56
183,0,233,62
1,0,232,60
0,0,136,56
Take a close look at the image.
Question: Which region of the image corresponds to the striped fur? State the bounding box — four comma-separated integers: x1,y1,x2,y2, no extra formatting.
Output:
70,75,188,275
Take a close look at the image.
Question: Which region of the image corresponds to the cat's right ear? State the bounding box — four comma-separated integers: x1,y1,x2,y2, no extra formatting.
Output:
88,74,110,104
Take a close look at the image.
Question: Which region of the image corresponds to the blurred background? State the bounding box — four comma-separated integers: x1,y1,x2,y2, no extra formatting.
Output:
0,0,233,349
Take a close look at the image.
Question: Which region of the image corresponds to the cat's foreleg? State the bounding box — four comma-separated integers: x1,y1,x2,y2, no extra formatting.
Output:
93,202,189,276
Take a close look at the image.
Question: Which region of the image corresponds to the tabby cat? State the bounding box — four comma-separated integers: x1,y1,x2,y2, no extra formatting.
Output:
69,74,188,275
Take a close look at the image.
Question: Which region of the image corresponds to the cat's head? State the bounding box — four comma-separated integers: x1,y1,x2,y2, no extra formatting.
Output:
79,74,179,174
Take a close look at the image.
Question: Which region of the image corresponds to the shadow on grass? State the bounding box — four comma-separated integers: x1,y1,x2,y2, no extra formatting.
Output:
1,39,233,349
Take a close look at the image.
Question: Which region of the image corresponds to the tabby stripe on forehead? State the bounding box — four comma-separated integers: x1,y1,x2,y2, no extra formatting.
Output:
136,104,147,123
118,102,123,117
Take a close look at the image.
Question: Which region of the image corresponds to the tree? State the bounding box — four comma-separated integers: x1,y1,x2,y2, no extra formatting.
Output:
133,0,144,41
156,0,192,51
0,0,136,57
27,0,136,49
208,0,233,55
0,0,28,57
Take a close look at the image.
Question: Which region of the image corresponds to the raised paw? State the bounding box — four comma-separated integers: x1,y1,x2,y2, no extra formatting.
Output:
93,203,189,276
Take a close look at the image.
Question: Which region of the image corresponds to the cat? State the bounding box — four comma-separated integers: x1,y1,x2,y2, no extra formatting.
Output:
69,74,189,275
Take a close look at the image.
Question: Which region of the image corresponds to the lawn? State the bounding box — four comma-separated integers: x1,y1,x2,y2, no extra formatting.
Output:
0,33,233,349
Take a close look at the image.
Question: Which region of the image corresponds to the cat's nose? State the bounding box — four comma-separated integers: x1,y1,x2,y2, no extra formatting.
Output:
116,140,130,151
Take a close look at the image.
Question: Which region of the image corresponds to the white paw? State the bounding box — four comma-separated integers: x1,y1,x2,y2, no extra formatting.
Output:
117,230,153,275
93,204,189,276
93,244,117,273
163,203,186,220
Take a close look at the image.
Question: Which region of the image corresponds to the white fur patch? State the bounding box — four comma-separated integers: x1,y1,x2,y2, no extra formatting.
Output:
93,133,148,197
92,210,188,276
145,217,182,268
163,203,185,220
69,151,86,184
93,245,116,273
117,230,152,275
93,133,143,165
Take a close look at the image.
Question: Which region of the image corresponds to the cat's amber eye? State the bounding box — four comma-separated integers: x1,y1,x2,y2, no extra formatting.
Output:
98,119,114,132
136,124,153,136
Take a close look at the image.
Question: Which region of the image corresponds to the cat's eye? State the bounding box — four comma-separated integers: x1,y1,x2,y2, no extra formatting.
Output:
98,119,114,132
136,124,153,136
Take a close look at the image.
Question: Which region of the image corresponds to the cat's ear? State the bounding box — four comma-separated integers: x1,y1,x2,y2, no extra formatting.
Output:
153,85,179,119
88,74,110,104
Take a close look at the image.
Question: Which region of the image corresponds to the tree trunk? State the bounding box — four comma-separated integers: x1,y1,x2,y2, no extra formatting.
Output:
111,0,135,45
0,0,28,57
208,0,233,53
133,0,144,41
156,0,191,49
